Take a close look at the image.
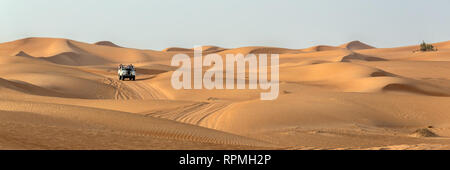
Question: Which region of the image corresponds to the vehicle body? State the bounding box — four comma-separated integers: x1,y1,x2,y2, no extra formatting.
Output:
118,64,136,81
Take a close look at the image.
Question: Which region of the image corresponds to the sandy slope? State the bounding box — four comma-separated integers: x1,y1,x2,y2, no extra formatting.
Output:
94,41,122,48
339,40,375,50
1,37,450,150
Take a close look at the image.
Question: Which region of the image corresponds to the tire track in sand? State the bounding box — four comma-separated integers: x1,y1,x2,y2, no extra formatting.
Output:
102,77,167,100
144,101,230,126
125,79,168,100
0,100,272,147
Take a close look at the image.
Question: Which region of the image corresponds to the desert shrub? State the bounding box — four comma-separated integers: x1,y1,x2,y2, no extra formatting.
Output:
420,41,436,51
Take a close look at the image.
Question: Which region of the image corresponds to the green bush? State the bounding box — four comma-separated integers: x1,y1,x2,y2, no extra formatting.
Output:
420,41,436,51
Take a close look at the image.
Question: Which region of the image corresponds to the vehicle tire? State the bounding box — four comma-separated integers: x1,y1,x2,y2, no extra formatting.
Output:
119,76,122,80
132,77,135,81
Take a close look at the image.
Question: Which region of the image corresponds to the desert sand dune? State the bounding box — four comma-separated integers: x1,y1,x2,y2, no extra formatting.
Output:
0,101,271,149
278,49,352,64
0,38,76,57
94,41,122,48
358,48,450,61
194,46,227,52
341,52,387,62
1,37,450,149
162,47,193,52
162,46,227,56
204,87,450,148
298,40,374,52
301,45,343,52
0,55,119,99
433,41,450,50
0,100,269,146
339,40,375,50
354,41,450,61
0,78,69,98
0,38,173,66
218,46,303,56
14,51,34,58
280,62,450,95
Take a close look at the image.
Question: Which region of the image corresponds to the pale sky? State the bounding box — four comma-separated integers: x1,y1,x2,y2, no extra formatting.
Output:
1,0,450,50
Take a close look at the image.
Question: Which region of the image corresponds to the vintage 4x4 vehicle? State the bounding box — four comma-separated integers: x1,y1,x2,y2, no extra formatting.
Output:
118,64,136,81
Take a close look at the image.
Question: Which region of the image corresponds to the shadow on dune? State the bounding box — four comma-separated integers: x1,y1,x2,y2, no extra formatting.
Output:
15,51,34,58
43,52,108,66
370,70,396,77
341,52,387,62
382,83,450,97
0,78,76,98
94,41,122,48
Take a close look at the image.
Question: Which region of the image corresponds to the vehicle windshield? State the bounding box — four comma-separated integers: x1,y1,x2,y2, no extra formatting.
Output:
120,67,135,71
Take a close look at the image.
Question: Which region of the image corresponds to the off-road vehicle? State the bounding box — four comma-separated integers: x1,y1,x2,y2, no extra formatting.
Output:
118,64,136,81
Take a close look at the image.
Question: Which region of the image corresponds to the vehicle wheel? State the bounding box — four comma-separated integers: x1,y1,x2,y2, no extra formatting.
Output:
119,76,122,80
132,77,136,81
